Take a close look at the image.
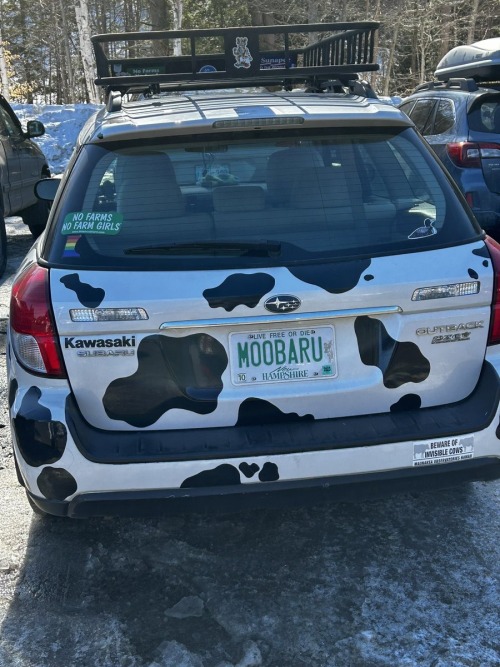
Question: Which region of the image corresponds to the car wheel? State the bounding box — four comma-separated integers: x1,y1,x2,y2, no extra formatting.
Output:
20,197,50,239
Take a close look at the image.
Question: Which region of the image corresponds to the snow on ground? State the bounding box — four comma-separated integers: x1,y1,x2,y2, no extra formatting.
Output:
12,103,103,175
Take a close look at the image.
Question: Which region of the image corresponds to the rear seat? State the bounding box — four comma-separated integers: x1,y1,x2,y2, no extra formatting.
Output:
288,166,397,249
87,152,214,254
213,166,396,252
114,153,214,243
213,185,270,240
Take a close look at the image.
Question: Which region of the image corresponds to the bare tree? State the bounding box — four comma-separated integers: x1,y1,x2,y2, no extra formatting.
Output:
0,27,10,100
75,0,100,103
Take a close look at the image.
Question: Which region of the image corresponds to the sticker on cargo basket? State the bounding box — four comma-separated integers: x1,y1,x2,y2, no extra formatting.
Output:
413,436,474,467
61,212,123,235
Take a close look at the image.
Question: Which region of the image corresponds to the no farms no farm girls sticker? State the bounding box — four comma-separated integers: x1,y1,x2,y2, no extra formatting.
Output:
62,212,123,235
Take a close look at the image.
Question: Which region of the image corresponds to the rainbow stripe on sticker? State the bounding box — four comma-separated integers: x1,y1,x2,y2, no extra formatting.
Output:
63,235,81,257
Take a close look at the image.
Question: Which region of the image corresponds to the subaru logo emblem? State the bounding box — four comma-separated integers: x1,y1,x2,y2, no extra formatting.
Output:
264,295,301,313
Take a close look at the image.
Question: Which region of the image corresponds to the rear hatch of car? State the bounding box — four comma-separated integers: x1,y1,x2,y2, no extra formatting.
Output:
46,123,491,434
467,92,500,194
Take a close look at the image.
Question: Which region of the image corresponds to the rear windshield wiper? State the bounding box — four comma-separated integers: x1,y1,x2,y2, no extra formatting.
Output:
124,241,282,257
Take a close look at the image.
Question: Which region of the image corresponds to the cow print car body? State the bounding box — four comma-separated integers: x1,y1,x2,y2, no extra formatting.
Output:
8,39,500,517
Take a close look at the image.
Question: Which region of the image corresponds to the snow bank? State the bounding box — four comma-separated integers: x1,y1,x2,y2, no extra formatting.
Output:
11,103,103,175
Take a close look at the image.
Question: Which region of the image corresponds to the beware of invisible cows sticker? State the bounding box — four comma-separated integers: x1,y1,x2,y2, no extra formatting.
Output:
413,436,474,466
62,212,123,235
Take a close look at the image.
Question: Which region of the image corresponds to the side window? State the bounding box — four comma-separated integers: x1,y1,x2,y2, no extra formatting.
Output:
0,104,21,139
431,99,455,135
407,99,436,135
399,101,415,117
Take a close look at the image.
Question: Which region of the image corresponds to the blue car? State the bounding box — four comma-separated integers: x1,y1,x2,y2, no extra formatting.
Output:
399,38,500,238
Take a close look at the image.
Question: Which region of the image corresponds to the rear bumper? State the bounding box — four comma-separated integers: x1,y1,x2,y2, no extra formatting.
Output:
64,361,500,464
12,359,500,518
27,456,500,518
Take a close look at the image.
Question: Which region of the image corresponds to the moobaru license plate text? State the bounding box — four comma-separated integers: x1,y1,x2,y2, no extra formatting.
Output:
229,326,336,384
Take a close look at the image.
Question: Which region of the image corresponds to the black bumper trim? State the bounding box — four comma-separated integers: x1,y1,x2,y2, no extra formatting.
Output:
65,361,500,464
27,457,500,518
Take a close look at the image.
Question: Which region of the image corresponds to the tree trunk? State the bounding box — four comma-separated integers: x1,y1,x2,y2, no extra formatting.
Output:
383,23,399,96
150,0,169,56
58,0,75,103
0,25,10,100
467,0,480,43
170,0,183,56
75,0,100,104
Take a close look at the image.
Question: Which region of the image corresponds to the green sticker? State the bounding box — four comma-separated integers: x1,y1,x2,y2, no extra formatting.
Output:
61,212,123,235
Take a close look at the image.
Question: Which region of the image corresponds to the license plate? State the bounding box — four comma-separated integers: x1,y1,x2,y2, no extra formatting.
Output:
229,326,336,385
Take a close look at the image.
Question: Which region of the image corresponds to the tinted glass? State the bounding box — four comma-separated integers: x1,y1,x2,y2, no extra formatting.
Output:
408,99,436,135
0,104,20,138
44,127,479,270
432,99,455,135
468,97,500,133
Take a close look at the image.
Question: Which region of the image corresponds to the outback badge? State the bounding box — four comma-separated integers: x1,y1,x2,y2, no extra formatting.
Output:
264,295,301,313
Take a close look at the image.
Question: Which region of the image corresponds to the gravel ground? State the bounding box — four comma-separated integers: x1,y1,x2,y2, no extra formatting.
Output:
0,219,499,667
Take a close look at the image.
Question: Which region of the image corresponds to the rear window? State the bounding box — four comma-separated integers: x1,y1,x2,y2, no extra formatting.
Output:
468,97,500,133
44,127,479,270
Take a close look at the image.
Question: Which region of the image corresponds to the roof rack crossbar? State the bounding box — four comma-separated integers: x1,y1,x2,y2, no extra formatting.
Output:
413,78,479,93
91,22,380,95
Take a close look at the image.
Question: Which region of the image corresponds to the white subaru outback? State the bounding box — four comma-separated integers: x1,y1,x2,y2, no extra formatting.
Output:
8,23,500,517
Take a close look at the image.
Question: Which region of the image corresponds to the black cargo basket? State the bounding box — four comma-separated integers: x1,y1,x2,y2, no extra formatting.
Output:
91,22,380,94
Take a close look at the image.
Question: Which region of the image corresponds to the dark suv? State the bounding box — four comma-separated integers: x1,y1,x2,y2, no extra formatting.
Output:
399,39,500,239
0,94,51,275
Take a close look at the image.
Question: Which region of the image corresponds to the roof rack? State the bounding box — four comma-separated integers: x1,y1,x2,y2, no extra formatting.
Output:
414,78,479,93
91,22,380,98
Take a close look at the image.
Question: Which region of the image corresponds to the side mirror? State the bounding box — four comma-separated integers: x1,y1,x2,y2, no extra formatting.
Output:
26,120,45,138
35,177,61,201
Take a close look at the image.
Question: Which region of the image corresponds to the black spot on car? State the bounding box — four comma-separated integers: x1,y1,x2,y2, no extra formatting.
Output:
390,394,422,412
13,387,67,467
181,464,242,488
236,398,314,426
483,260,489,267
468,268,479,279
364,274,374,281
355,316,431,389
288,258,371,294
17,386,51,421
258,462,279,482
60,273,105,308
8,379,18,409
472,246,489,258
103,334,228,427
203,273,275,311
37,467,77,501
239,462,259,478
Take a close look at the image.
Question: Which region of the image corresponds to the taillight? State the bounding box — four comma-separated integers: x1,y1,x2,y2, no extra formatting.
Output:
486,237,500,345
447,142,500,168
10,264,66,377
465,192,474,208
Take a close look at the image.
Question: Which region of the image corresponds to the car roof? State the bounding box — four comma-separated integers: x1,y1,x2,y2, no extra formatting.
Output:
80,91,412,144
